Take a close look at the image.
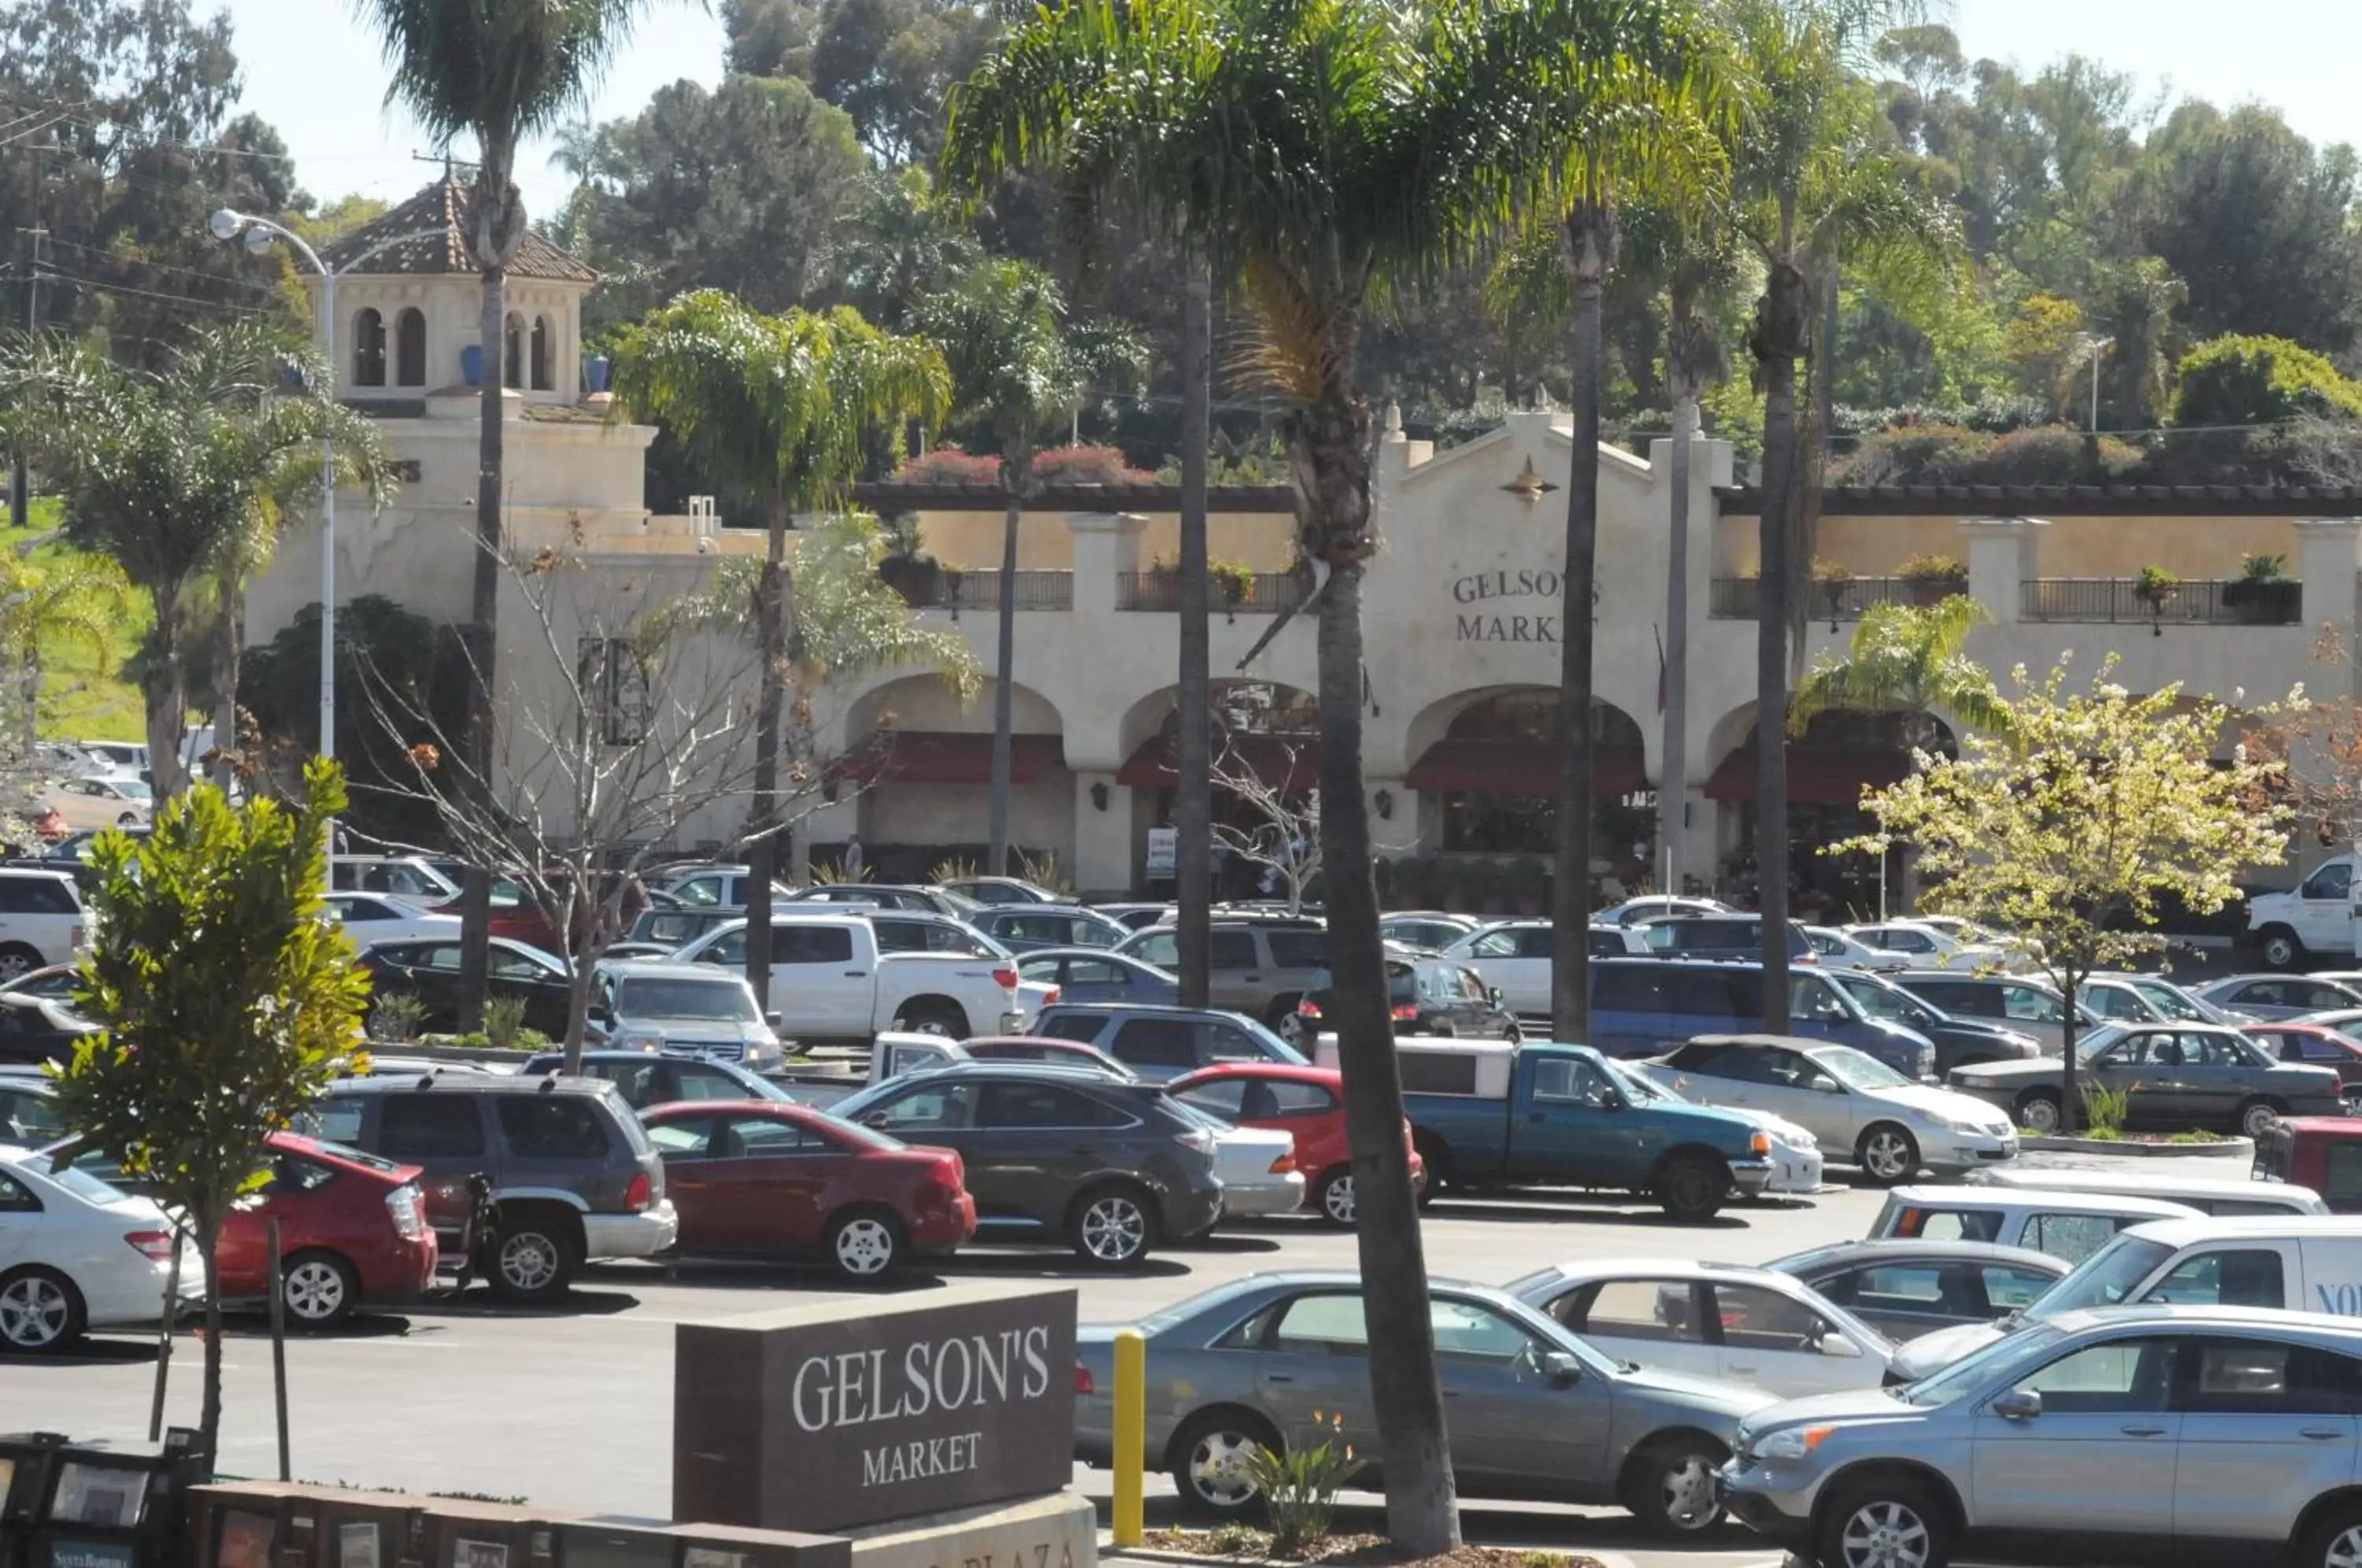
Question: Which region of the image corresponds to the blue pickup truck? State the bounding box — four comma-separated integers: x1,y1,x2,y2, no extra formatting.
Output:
1315,1036,1774,1222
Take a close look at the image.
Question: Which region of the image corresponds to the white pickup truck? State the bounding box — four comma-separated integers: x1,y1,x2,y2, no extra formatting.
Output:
669,910,1053,1045
2246,855,2362,969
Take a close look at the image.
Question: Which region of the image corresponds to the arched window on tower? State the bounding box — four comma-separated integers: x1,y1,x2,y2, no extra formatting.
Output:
394,308,427,387
353,309,386,387
530,314,553,391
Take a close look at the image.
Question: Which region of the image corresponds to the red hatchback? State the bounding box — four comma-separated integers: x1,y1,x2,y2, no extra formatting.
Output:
1168,1063,1423,1226
217,1132,439,1329
641,1100,976,1283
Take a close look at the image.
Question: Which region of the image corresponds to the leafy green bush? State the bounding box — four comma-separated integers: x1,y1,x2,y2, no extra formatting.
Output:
370,992,427,1044
2081,1078,2133,1137
2173,335,2362,428
484,995,531,1052
1242,1416,1356,1556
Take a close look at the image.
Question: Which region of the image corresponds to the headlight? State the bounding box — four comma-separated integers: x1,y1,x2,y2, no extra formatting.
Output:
1939,1115,1984,1134
1757,1425,1836,1461
614,1029,665,1052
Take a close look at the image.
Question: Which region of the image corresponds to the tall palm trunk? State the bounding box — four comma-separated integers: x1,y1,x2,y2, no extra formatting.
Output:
143,585,187,803
211,581,242,790
1661,379,1697,895
1552,203,1614,1041
457,264,506,1032
1175,268,1212,1001
746,500,789,1009
1293,383,1457,1556
986,447,1030,878
1751,256,1810,1034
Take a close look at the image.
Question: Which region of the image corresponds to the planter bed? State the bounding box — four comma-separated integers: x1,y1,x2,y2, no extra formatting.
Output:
2019,1133,2253,1159
1131,1531,1604,1568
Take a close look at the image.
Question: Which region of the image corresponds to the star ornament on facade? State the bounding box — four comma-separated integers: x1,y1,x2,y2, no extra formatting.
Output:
1501,456,1559,505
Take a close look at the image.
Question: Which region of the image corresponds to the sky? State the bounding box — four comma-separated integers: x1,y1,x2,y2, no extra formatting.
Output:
217,0,2362,222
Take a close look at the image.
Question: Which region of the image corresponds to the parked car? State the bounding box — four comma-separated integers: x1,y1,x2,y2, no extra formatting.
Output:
1719,1307,2362,1568
328,855,461,902
590,960,785,1071
1071,1272,1774,1535
1888,1214,2362,1382
640,1099,975,1281
1961,1166,2331,1217
1014,948,1178,1007
1440,921,1646,1016
0,1071,63,1145
75,740,147,775
881,1034,1134,1078
2256,1117,2362,1212
2078,971,2245,1026
1588,959,1937,1071
2242,1023,2362,1111
1032,1002,1307,1080
0,868,87,980
1766,1239,2068,1342
214,1132,439,1328
516,1049,794,1109
1947,1023,2345,1137
1842,919,2012,972
0,1141,193,1353
1639,915,1814,963
1290,956,1520,1045
2191,972,2362,1022
1377,911,1480,952
1092,902,1174,931
1822,970,2045,1078
787,883,976,916
672,912,1047,1043
325,892,461,948
1326,1036,1776,1222
627,905,742,952
658,865,791,912
1805,926,1909,974
1115,919,1330,1027
357,935,574,1038
1509,1258,1898,1397
968,904,1131,952
1868,1183,2205,1264
1639,1035,2017,1185
0,965,76,1004
1597,895,1734,926
308,1074,677,1302
867,908,1016,956
1168,1062,1423,1225
829,1064,1226,1265
44,775,150,830
1892,971,2092,1055
935,876,1061,906
0,993,98,1065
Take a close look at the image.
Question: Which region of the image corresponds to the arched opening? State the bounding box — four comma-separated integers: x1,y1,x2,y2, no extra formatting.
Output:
394,308,426,387
1404,689,1650,870
836,675,1071,880
530,314,553,391
502,312,524,389
352,308,386,387
1117,679,1320,900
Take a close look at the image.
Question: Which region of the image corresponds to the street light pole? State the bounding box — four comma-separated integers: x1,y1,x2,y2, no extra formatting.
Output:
2074,331,2116,436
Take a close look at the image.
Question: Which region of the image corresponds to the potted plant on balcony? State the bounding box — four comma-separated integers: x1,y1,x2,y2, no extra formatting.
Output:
875,517,944,607
1897,553,1968,605
2135,563,2180,636
1812,559,1853,629
2222,553,2299,624
1209,557,1257,616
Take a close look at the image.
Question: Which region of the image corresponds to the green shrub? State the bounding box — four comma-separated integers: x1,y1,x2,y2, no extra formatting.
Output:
484,995,531,1052
2173,335,2362,428
369,992,426,1044
2081,1078,2133,1137
1242,1416,1357,1557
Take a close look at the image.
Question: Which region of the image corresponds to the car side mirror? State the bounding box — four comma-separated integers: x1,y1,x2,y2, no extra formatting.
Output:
1812,1074,1843,1093
861,1111,891,1130
1489,986,1505,1008
765,1010,783,1028
1542,1350,1583,1385
1819,1331,1864,1359
1990,1388,2042,1422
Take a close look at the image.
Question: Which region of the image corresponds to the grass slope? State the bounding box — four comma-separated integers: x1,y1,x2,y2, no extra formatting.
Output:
6,497,149,745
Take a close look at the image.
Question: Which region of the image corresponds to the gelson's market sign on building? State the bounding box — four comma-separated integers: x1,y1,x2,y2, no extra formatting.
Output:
1453,567,1565,643
673,1283,1079,1534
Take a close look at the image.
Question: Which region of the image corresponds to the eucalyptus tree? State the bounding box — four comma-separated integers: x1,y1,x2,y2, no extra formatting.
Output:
609,290,947,1005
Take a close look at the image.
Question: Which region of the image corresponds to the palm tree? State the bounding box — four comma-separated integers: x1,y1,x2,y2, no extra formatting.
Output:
0,321,393,802
608,290,948,1008
1789,594,2010,910
915,260,1146,877
945,0,1672,1545
357,0,660,1023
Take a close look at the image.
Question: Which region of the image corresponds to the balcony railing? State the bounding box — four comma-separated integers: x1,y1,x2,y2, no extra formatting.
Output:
927,569,1074,611
1709,576,1912,620
1117,571,1306,612
2019,578,2300,625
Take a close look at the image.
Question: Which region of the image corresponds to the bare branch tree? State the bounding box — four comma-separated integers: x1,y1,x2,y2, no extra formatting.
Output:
1208,735,1322,916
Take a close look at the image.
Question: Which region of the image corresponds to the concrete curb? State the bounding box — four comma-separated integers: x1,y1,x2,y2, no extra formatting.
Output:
2020,1133,2251,1159
1101,1548,1633,1568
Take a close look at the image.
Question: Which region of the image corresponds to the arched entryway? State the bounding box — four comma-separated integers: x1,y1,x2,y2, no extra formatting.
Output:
1402,687,1653,878
1116,679,1320,899
838,674,1072,881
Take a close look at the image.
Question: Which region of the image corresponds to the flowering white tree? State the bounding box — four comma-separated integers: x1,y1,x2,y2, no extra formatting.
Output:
1843,658,2289,1133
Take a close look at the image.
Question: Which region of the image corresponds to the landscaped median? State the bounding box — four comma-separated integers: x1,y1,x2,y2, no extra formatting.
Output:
1124,1530,1607,1568
2017,1132,2253,1159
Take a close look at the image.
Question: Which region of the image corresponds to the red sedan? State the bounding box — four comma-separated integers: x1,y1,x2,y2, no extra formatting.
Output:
1168,1063,1423,1226
641,1100,976,1282
217,1133,439,1329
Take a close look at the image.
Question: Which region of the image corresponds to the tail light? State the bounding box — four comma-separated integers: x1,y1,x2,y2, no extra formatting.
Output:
124,1230,175,1262
624,1171,653,1212
917,1153,966,1209
1268,1152,1296,1175
992,967,1019,990
1042,987,1061,1006
1389,1004,1418,1022
1074,1364,1095,1395
1297,998,1324,1019
385,1183,428,1239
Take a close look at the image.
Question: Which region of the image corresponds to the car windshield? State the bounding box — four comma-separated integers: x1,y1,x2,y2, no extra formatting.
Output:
2020,1235,2172,1318
616,976,759,1022
1898,1322,2069,1407
1599,1056,1674,1104
1815,1047,1911,1091
1841,977,1941,1029
2129,981,2208,1021
113,778,153,800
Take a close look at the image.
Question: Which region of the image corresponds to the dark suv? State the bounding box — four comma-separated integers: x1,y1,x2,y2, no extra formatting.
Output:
829,1064,1224,1267
311,1074,676,1303
1032,1003,1307,1080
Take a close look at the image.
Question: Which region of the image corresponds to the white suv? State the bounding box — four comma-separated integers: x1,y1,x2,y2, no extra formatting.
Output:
0,870,87,978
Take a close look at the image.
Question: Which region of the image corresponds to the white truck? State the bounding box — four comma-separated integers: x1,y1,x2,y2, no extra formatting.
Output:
668,910,1053,1045
2246,854,2362,969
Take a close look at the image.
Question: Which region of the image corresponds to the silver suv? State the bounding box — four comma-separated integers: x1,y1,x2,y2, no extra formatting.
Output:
1720,1304,2362,1568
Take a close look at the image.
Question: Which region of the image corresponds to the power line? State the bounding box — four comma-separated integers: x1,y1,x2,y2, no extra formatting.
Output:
33,234,280,296
31,265,275,317
0,92,302,164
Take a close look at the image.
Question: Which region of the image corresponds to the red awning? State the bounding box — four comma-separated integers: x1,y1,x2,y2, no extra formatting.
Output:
1703,745,1912,804
838,730,1066,786
1117,734,1319,793
1405,738,1647,798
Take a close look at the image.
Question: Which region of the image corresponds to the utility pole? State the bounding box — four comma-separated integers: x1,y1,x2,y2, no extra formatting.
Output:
9,135,46,534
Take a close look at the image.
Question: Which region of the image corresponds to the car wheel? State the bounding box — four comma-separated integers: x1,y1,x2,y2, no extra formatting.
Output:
0,945,42,983
1623,1433,1728,1537
2237,1096,2287,1140
891,1000,968,1039
280,1250,358,1329
2299,1500,2362,1568
0,1267,83,1354
1856,1124,1921,1186
1502,1021,1523,1044
115,812,139,827
824,1208,905,1283
1264,995,1302,1030
1169,1410,1279,1519
1276,1012,1309,1047
485,1212,577,1304
1067,1183,1157,1267
2016,1088,2061,1135
1655,1153,1726,1224
1313,1167,1357,1227
2260,926,2305,971
1815,1474,1953,1568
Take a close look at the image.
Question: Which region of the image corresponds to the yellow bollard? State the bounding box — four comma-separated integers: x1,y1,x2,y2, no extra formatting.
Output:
1113,1329,1146,1547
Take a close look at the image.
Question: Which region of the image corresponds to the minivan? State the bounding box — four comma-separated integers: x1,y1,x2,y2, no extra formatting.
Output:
1586,957,1935,1074
1868,1182,2204,1263
1962,1166,2331,1217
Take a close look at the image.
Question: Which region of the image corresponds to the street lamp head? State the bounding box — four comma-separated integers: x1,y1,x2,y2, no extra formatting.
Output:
208,208,244,242
243,225,276,257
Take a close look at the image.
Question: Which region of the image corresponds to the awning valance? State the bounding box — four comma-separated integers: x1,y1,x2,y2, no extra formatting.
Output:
1405,738,1647,798
1116,734,1319,793
838,730,1067,786
1703,745,1912,804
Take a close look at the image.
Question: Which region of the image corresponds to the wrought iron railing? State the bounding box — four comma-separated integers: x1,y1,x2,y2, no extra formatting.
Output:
1709,576,1912,619
927,569,1074,611
1117,571,1306,612
2019,578,2299,625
